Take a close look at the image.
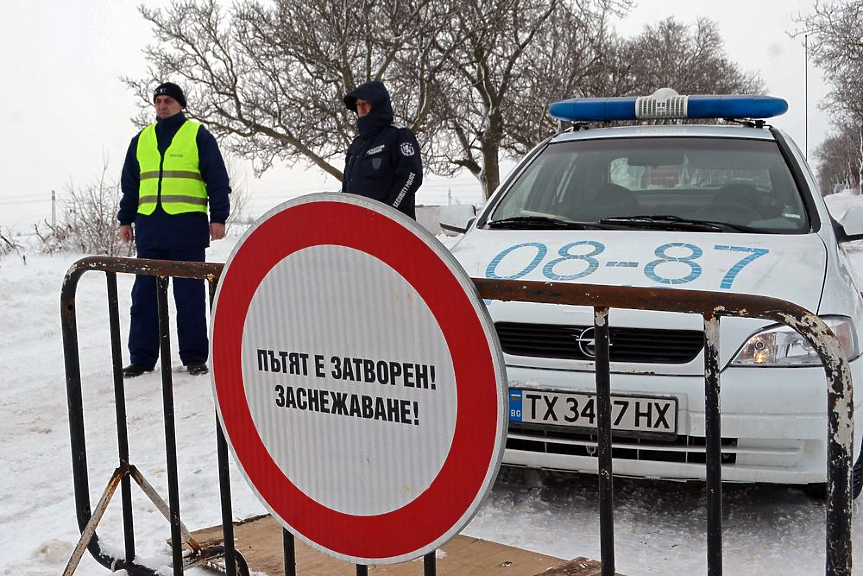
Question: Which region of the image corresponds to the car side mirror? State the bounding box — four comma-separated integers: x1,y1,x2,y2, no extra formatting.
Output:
439,204,477,236
839,206,863,241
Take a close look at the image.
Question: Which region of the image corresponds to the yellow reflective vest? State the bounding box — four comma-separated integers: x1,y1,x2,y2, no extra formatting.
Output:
136,121,208,215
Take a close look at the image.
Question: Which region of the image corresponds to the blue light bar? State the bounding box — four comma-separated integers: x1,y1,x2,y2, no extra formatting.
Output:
549,97,639,122
548,89,788,123
687,95,788,119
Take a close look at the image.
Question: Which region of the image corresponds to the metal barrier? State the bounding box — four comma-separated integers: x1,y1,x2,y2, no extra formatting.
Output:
473,278,854,576
61,256,853,575
61,256,234,576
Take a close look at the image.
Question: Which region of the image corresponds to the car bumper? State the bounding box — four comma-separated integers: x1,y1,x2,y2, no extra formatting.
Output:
502,361,862,484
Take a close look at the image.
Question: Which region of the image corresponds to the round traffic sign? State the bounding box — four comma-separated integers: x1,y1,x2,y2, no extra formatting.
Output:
211,193,507,564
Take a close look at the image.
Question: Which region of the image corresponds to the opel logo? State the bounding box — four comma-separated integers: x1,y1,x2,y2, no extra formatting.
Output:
574,327,611,358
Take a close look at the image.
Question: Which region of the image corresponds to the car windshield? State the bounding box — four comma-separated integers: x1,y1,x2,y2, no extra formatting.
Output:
488,137,809,233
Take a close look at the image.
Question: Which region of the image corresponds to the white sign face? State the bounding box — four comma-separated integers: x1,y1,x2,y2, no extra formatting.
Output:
242,246,457,515
211,193,507,565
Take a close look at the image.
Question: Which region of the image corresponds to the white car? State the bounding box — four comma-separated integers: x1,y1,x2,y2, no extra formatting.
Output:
441,89,863,496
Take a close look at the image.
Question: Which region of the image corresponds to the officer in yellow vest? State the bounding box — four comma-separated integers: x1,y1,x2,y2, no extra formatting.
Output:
117,82,231,378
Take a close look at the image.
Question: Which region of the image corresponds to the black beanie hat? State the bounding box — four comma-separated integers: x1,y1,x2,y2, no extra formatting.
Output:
153,82,187,108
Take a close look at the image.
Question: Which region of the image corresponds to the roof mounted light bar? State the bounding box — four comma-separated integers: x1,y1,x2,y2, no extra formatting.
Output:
548,88,788,123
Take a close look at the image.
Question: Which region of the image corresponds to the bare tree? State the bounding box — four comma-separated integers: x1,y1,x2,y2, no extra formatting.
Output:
34,162,133,256
794,1,863,193
223,154,252,231
502,1,630,155
462,12,758,194
125,0,635,199
0,227,23,261
68,167,130,255
422,0,560,197
123,0,458,181
813,120,862,195
619,17,763,97
424,0,633,197
126,2,761,201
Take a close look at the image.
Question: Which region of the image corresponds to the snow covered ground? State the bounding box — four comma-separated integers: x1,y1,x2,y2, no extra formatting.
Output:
4,191,863,575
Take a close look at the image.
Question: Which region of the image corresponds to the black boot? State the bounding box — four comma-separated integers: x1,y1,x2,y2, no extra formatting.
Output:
122,364,153,378
187,362,209,376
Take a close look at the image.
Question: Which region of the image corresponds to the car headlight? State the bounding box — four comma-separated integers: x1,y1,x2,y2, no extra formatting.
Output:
731,316,859,367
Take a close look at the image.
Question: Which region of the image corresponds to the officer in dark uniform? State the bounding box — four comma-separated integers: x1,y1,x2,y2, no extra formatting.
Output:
342,81,423,219
117,82,231,378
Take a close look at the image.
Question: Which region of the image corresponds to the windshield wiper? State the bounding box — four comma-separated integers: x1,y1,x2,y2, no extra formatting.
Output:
487,216,607,230
599,215,759,233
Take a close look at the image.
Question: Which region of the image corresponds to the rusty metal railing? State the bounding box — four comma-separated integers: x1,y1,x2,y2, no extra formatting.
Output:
473,278,853,576
61,256,853,575
60,256,233,576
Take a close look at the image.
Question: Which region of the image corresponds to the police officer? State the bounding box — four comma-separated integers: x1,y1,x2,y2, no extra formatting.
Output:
342,81,422,219
117,82,231,378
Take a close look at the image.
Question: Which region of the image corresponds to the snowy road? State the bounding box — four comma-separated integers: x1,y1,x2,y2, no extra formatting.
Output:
470,466,862,575
4,197,863,575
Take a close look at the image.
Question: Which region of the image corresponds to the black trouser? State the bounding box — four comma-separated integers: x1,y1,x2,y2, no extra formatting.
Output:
128,247,207,368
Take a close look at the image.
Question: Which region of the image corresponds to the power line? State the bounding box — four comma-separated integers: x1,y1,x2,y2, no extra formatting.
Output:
0,197,49,206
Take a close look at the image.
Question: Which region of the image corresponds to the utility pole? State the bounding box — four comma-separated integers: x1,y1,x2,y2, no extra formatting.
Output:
51,190,56,228
805,34,809,160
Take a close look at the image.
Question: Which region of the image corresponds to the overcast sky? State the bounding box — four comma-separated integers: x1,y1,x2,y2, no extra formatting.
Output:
0,0,831,231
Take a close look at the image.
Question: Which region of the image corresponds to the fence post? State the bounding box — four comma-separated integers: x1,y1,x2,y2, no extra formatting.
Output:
703,314,722,575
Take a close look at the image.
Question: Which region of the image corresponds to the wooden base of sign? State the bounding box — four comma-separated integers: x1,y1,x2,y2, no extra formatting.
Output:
187,514,616,575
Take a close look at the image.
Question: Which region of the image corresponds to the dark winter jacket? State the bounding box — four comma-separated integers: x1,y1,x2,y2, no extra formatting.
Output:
117,112,231,250
342,81,423,219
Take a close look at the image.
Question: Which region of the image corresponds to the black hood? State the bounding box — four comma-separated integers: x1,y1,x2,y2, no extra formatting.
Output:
344,81,394,139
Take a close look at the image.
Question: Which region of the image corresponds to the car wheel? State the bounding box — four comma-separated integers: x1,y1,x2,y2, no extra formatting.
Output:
852,442,863,500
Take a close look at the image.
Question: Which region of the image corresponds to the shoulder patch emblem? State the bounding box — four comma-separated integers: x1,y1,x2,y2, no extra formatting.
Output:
400,142,415,156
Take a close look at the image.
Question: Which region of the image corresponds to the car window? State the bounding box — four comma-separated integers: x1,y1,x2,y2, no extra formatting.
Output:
490,137,809,232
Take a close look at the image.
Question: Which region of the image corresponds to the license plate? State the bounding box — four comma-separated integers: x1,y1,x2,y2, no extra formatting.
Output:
509,389,677,434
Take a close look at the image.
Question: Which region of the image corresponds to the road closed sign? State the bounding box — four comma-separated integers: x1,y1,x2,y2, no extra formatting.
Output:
210,193,507,565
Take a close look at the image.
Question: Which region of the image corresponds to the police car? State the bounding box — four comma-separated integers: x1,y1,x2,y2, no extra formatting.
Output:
440,88,863,496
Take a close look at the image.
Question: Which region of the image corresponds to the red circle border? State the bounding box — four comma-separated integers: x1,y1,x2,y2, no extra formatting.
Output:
212,198,502,562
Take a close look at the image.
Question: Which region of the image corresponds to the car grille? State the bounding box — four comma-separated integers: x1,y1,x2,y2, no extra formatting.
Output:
495,322,704,363
507,422,737,465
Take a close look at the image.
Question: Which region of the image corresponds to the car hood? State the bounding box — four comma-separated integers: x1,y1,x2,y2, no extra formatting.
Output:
451,229,827,310
451,229,829,374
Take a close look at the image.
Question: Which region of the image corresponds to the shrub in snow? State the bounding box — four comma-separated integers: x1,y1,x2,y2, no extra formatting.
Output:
34,165,133,257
